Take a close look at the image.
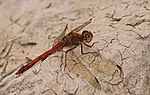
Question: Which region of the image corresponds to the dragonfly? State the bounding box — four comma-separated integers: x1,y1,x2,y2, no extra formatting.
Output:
16,18,123,90
15,18,95,75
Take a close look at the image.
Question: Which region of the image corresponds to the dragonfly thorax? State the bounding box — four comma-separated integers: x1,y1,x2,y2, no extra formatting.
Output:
82,30,93,43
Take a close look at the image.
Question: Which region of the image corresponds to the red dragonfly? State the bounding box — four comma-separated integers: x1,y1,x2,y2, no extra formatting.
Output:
16,18,95,75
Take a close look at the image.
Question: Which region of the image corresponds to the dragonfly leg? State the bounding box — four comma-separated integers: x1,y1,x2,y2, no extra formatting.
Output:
83,42,98,48
62,46,77,71
81,42,98,55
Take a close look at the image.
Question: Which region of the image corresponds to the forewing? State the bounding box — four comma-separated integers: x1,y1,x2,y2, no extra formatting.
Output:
71,18,92,33
53,24,68,46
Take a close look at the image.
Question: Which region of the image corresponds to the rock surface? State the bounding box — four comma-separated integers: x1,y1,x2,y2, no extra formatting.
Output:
0,0,150,95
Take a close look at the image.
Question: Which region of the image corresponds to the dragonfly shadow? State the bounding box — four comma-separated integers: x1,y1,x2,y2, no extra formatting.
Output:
65,46,124,91
65,48,101,90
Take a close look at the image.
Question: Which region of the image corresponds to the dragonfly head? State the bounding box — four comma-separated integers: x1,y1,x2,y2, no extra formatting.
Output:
82,30,93,43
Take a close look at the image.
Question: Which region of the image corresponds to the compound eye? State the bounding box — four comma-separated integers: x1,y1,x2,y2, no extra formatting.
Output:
82,30,93,43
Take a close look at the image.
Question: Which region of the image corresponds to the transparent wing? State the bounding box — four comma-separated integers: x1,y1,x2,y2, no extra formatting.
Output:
53,18,92,45
71,18,92,33
65,50,101,90
53,24,68,46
